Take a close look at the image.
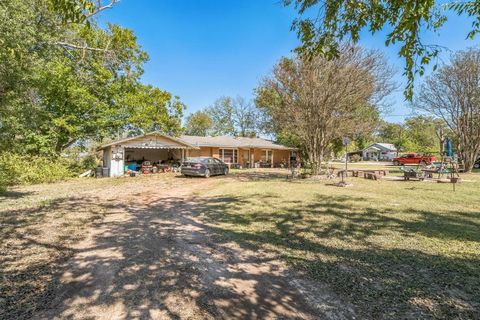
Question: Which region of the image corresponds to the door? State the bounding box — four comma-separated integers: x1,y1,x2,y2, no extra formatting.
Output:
206,158,218,175
213,158,224,174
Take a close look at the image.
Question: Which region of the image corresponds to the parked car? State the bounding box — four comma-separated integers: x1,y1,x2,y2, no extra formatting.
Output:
392,153,437,166
181,157,229,177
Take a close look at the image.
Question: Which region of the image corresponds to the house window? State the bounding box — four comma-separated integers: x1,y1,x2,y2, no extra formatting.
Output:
219,148,237,163
261,150,273,163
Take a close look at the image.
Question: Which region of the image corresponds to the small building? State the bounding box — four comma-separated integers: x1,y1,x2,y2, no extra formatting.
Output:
98,132,297,177
362,143,397,161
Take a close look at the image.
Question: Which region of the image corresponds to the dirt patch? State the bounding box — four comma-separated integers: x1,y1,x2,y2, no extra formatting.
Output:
20,176,356,319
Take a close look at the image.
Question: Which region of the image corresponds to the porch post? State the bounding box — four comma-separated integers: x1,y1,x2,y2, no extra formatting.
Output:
271,150,274,168
251,149,254,168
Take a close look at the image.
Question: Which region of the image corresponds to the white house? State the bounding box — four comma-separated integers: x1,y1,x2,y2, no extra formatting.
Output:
362,143,397,161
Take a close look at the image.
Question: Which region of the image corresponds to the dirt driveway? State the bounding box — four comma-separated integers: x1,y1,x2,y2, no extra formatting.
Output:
30,176,355,319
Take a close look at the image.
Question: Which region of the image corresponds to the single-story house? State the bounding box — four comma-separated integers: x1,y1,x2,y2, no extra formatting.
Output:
362,143,397,161
98,132,297,177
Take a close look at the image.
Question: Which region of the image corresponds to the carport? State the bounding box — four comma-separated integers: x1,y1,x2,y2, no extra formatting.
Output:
98,133,198,177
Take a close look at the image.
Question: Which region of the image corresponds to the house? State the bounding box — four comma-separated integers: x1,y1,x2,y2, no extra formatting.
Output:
362,143,397,161
98,132,297,177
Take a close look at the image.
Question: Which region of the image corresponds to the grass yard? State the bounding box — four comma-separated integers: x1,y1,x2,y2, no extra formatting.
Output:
198,169,480,318
1,168,479,319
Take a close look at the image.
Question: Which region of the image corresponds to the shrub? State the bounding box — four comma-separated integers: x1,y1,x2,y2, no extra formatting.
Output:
350,154,362,162
0,153,73,190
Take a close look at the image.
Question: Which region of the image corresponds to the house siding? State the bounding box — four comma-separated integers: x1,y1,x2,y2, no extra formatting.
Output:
188,146,292,168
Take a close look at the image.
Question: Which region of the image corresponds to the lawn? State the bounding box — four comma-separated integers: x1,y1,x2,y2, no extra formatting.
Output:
1,168,479,319
197,169,480,319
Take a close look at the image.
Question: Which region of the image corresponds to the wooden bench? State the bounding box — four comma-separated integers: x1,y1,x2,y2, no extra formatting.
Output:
364,172,380,180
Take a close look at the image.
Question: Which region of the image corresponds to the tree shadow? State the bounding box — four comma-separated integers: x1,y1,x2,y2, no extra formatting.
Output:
230,170,289,181
195,193,480,319
4,180,479,319
0,190,35,199
0,195,108,320
27,194,346,320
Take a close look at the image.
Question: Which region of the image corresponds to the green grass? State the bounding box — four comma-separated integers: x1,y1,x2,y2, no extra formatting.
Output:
198,170,480,319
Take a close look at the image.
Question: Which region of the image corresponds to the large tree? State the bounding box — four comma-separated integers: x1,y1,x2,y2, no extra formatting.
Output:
256,45,393,174
184,111,213,136
283,0,480,99
205,97,236,136
204,96,260,137
416,48,480,172
0,0,183,155
232,97,259,137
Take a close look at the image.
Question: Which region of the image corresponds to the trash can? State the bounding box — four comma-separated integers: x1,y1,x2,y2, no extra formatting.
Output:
96,166,103,178
102,167,110,177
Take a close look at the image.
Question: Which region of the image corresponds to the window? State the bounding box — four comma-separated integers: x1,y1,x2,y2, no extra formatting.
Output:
261,150,272,163
219,149,237,163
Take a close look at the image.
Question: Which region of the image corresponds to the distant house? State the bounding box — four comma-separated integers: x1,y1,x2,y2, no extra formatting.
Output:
362,143,397,161
98,132,297,177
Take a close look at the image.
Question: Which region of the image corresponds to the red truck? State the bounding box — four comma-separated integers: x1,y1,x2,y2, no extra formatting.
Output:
393,153,437,166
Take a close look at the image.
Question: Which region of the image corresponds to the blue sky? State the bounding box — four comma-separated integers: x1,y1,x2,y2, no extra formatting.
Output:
98,1,477,123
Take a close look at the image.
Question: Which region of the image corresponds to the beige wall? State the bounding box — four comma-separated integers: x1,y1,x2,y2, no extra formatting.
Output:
187,146,293,168
273,150,290,164
189,147,213,158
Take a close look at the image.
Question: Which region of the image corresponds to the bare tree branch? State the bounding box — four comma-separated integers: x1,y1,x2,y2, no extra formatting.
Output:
55,41,113,53
86,0,120,18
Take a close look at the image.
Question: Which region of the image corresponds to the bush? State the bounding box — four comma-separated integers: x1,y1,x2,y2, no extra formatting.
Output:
0,153,74,190
350,154,362,162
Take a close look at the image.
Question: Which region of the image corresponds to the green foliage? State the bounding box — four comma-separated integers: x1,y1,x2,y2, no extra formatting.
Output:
0,153,73,190
377,116,447,154
201,96,261,137
205,97,237,136
284,0,480,100
184,111,213,136
120,84,185,136
0,0,184,159
350,154,362,162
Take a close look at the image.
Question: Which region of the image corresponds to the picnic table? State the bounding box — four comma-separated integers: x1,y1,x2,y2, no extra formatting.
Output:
342,169,389,178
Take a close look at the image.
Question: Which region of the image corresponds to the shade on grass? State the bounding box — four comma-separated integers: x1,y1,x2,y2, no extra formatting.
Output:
199,171,480,318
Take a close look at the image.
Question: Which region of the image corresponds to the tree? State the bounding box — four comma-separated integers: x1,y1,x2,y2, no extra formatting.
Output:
256,45,393,174
120,84,185,136
232,97,259,137
404,116,444,153
283,0,480,99
205,97,236,136
416,48,480,172
377,122,410,153
184,111,213,136
0,0,184,156
204,96,260,137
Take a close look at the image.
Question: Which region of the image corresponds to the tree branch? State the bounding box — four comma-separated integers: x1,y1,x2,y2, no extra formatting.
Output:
86,0,120,18
55,41,113,53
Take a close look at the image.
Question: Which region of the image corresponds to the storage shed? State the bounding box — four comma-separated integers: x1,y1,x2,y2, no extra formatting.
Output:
98,133,198,177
